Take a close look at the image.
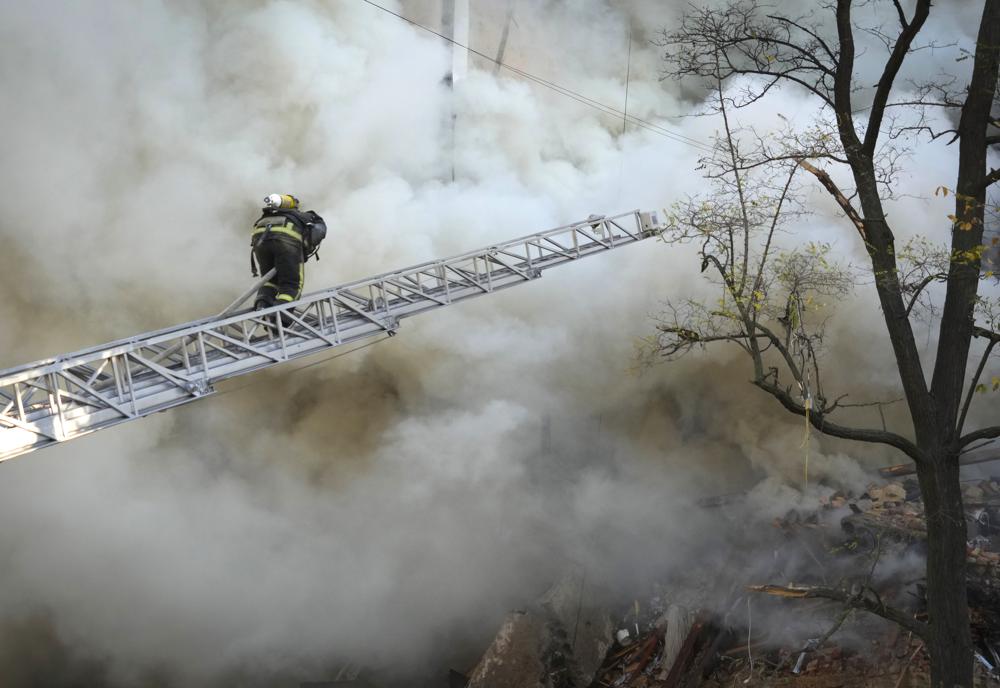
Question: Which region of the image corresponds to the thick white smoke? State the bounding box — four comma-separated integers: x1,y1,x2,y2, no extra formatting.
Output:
0,1,995,686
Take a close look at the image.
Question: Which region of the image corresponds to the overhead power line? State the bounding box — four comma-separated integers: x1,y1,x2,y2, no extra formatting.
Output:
358,0,714,153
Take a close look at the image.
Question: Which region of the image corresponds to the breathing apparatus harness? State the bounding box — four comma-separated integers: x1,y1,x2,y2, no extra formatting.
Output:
250,195,327,276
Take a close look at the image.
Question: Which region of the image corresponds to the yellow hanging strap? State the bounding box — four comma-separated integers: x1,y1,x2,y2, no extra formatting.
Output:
801,394,812,485
792,293,812,486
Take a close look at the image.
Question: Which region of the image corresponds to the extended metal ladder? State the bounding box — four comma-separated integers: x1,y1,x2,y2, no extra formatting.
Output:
0,210,662,462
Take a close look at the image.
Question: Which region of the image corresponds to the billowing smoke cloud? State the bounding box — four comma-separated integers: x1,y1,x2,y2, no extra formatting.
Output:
0,1,995,686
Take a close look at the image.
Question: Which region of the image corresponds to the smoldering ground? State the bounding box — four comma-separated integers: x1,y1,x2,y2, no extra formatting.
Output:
0,1,996,686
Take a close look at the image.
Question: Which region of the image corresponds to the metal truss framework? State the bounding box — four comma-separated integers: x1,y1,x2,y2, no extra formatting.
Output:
0,210,662,462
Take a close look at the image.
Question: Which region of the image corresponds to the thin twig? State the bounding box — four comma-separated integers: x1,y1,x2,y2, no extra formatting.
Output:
893,642,925,688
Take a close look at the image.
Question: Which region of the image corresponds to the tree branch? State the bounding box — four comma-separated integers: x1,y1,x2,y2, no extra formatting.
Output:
834,1,862,155
714,57,754,298
930,0,1000,433
732,33,835,76
752,378,924,461
719,64,836,109
956,327,1000,447
985,167,1000,190
797,159,867,240
956,335,998,436
863,0,932,156
748,583,927,639
657,6,840,110
891,0,909,29
960,426,1000,448
827,396,903,413
904,272,948,317
751,165,798,332
766,14,837,63
656,327,762,353
750,321,806,386
881,100,963,110
731,151,851,172
703,252,736,291
974,326,1000,343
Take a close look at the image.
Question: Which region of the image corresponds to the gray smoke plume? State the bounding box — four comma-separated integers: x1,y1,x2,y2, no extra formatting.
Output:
0,1,995,686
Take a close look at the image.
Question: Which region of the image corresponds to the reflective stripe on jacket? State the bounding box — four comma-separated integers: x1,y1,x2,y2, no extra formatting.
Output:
252,210,311,242
252,222,302,243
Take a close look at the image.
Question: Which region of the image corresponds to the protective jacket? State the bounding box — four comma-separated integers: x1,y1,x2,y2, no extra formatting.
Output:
251,208,325,308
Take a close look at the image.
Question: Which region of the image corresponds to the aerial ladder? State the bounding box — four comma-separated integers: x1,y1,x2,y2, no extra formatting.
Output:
0,210,662,462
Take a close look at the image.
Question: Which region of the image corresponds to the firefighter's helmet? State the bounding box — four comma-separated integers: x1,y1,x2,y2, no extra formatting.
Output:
263,193,299,210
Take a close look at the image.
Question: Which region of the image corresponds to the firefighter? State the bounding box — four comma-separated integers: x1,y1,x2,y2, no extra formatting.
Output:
250,194,326,313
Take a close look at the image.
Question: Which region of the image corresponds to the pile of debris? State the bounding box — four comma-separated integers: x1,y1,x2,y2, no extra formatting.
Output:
460,569,615,688
584,477,1000,687
460,477,1000,687
591,609,930,688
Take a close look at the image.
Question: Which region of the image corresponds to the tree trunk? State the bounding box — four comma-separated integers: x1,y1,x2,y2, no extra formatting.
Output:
930,0,1000,423
917,453,971,688
920,7,1000,682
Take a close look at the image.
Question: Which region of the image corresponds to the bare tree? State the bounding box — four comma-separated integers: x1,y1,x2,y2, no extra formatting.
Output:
650,2,1000,685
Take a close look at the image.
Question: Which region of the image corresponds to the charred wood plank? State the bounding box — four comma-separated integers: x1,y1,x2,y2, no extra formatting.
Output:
662,619,707,688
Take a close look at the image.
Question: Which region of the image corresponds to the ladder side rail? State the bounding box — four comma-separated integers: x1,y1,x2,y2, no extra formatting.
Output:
0,211,660,461
0,215,645,397
1,211,652,395
0,211,646,384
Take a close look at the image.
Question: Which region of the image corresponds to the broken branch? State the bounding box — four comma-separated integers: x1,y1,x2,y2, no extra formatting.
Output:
796,159,867,240
748,583,927,639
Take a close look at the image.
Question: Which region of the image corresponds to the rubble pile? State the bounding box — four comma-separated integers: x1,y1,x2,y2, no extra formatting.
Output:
595,618,934,688
455,476,1000,687
462,570,615,688
589,603,716,688
313,476,1000,686
701,632,931,688
553,477,1000,687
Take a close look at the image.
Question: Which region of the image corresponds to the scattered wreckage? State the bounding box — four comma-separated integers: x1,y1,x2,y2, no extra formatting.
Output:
453,476,1000,688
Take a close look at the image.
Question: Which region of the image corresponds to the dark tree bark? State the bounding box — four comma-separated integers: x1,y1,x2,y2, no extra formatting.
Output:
919,5,1000,684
